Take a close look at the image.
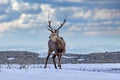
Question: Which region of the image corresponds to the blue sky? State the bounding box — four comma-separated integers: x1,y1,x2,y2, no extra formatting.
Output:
0,0,120,54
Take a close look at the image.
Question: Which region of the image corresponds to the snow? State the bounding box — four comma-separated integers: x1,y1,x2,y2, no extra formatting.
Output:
62,56,74,58
38,53,47,58
7,58,15,60
77,59,85,61
0,64,120,80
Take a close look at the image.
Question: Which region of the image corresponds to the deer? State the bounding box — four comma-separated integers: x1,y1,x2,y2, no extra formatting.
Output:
44,14,66,69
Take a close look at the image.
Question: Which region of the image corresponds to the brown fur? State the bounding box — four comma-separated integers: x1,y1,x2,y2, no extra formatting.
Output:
56,37,66,54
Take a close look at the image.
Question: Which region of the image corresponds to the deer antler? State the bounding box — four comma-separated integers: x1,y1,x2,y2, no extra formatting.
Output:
47,14,53,32
56,14,67,31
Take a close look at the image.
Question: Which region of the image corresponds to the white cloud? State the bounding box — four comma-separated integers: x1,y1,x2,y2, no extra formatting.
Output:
60,6,120,20
94,9,120,20
11,0,40,12
9,1,120,21
59,6,79,11
68,20,114,31
56,0,120,4
0,25,10,32
84,29,120,36
83,26,120,36
0,3,56,33
0,0,9,5
71,8,120,20
0,0,120,37
96,0,120,4
68,21,120,36
0,14,31,33
83,21,114,28
68,26,82,31
57,0,83,3
59,6,92,19
11,0,19,11
39,4,56,21
73,9,91,19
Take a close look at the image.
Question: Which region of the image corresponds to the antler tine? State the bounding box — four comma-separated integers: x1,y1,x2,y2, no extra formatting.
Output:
56,14,67,31
47,28,53,32
48,20,53,30
48,14,53,32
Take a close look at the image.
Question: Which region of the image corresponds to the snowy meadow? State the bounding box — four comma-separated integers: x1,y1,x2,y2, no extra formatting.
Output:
0,64,120,80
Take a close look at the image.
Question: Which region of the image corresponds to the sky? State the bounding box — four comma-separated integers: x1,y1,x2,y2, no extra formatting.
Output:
0,0,120,54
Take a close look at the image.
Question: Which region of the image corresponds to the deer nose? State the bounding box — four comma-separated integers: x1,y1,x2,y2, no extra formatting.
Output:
49,36,50,38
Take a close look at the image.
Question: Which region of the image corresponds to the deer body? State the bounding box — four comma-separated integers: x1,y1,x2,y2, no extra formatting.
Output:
44,15,66,69
49,36,66,54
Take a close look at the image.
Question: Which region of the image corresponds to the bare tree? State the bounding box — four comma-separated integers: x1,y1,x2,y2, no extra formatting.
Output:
44,14,67,69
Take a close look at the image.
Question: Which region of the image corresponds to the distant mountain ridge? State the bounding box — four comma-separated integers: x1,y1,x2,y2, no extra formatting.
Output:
0,51,120,64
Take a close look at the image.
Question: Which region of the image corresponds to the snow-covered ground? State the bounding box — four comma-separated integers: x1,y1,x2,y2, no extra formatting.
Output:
0,64,120,80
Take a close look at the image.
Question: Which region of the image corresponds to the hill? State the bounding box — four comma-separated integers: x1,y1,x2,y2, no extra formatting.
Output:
0,51,120,64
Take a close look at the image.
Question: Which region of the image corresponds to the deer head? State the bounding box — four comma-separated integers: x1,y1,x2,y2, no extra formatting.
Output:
47,14,66,42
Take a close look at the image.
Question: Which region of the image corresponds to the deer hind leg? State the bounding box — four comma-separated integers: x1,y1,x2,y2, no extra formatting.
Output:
44,49,52,68
52,54,57,69
58,53,62,69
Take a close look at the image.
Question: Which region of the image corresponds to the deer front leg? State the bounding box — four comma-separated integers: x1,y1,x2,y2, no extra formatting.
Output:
58,54,62,69
44,49,52,68
44,54,50,68
52,54,57,69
